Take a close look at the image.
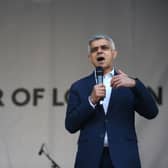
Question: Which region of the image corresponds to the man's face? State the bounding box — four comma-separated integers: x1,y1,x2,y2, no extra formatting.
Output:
88,38,117,74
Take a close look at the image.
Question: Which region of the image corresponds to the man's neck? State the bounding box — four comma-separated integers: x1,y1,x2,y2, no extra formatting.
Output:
103,67,114,75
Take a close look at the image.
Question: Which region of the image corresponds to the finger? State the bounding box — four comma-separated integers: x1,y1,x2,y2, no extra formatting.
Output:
115,82,123,88
96,86,106,93
97,89,106,95
111,77,121,86
97,84,106,89
112,73,126,81
97,91,106,98
111,76,121,82
111,80,120,88
115,80,124,88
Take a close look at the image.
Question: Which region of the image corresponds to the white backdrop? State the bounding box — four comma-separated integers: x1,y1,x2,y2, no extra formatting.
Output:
0,0,167,168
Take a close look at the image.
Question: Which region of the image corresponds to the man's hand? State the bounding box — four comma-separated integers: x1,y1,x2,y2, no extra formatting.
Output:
90,84,106,105
111,69,136,88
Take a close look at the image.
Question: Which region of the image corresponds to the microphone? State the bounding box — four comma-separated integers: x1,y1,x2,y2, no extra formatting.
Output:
96,66,103,84
38,143,45,155
96,67,104,101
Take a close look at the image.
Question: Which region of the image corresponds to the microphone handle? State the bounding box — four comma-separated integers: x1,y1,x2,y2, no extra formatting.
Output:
97,75,104,101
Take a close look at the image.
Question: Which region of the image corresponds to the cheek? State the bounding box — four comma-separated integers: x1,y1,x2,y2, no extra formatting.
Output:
89,56,97,65
106,56,114,63
90,55,96,61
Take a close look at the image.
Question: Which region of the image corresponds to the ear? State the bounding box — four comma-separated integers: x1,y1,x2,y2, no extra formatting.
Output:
88,53,91,60
112,50,118,59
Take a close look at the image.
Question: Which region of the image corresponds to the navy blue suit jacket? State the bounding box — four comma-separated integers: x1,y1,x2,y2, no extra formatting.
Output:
65,72,158,168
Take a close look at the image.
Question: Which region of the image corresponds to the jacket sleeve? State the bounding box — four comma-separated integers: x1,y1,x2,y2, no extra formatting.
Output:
131,79,159,119
65,84,96,133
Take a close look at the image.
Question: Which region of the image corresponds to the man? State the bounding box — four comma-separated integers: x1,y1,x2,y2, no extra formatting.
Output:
65,35,158,168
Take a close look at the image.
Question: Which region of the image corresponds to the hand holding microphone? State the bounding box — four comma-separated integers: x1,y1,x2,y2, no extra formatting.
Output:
90,67,105,105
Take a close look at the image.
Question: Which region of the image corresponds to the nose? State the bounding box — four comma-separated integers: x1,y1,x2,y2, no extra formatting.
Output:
97,47,103,53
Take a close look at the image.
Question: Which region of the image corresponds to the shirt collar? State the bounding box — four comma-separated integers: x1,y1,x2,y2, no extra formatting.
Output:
104,68,115,78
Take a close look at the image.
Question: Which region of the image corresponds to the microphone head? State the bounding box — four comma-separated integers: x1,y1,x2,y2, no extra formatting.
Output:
96,67,103,84
96,66,103,76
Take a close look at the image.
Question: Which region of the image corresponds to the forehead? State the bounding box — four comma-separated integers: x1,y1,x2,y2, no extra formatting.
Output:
90,38,111,47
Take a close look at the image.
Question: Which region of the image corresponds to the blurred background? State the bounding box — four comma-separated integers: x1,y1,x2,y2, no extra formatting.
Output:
0,0,167,167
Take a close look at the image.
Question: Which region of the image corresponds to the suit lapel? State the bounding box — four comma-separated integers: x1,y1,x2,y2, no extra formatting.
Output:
106,70,118,116
87,72,96,94
106,88,118,116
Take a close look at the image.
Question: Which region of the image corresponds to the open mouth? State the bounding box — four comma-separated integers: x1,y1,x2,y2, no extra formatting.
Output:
97,57,105,62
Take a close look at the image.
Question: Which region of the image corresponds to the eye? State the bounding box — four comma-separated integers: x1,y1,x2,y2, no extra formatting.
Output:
90,47,98,53
90,45,111,53
101,45,110,50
